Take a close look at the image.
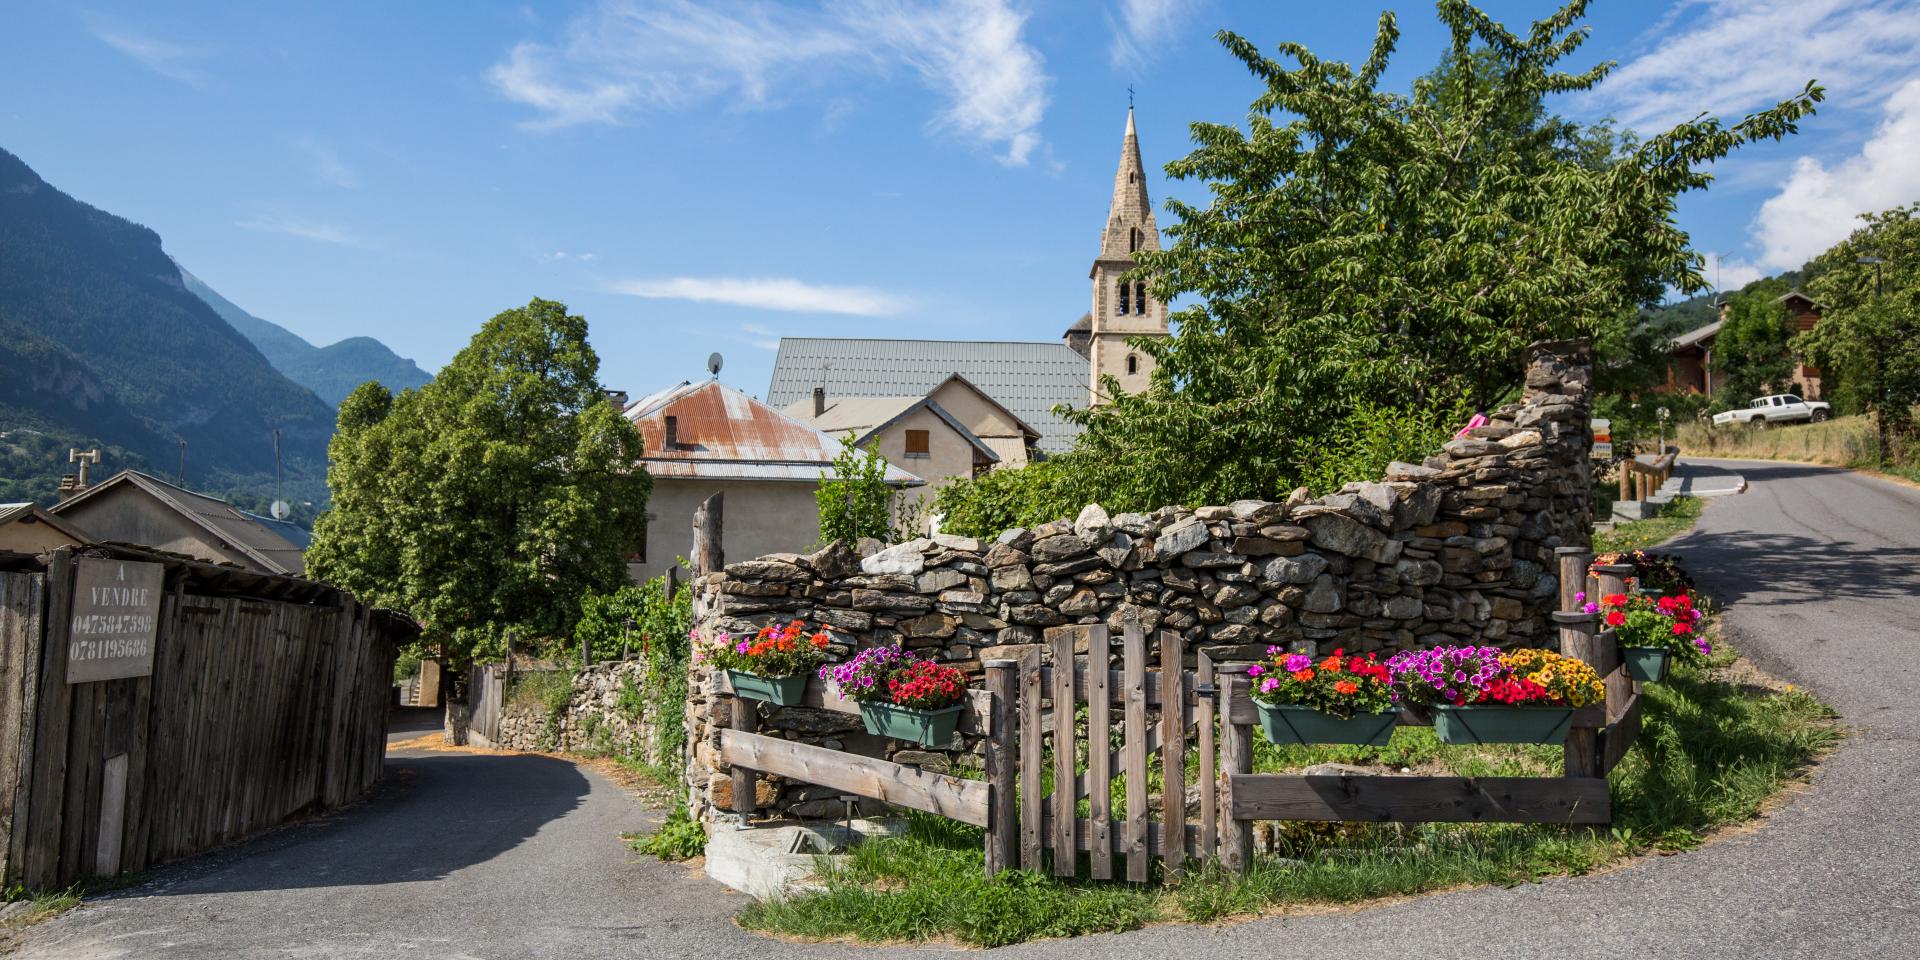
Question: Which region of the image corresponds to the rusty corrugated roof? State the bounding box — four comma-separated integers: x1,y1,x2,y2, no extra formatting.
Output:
627,381,922,486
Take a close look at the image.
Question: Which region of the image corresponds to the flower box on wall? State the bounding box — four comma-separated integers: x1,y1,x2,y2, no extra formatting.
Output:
1431,705,1575,745
1255,703,1396,746
1621,647,1671,683
727,669,808,706
858,701,964,747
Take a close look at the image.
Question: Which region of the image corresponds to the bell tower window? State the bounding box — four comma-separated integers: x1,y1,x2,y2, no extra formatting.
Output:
1134,282,1148,314
1116,279,1129,315
1126,354,1139,375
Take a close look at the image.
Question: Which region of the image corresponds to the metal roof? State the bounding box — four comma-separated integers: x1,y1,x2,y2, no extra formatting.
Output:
627,380,923,486
50,470,308,575
767,338,1089,453
1668,319,1722,351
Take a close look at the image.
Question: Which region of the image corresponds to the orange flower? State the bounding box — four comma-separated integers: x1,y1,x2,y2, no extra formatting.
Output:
1292,669,1315,682
1334,680,1359,695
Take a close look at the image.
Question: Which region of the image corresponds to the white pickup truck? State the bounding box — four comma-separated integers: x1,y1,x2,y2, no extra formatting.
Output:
1712,393,1832,427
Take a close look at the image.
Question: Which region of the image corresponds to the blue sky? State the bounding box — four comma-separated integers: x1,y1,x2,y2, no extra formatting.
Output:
4,1,1918,400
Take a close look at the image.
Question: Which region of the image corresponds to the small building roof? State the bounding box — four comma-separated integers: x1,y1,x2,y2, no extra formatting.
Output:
627,380,923,486
1775,289,1826,311
784,393,1004,466
767,338,1089,454
0,502,94,545
50,471,308,575
1669,319,1722,352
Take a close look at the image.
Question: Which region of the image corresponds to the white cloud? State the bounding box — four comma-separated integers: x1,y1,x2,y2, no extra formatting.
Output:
1748,77,1920,270
605,275,910,315
236,214,371,249
540,250,597,262
89,19,209,87
293,136,358,189
1701,251,1766,293
1590,0,1920,132
1109,0,1195,71
488,0,1051,165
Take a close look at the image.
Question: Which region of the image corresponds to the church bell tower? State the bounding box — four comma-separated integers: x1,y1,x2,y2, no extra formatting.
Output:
1086,106,1168,404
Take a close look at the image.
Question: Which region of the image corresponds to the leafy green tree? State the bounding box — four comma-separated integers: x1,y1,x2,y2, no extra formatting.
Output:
308,298,650,663
1801,203,1920,459
815,435,898,544
936,2,1819,537
1712,277,1799,407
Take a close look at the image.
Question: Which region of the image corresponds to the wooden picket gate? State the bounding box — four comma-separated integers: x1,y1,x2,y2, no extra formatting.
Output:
715,546,1642,883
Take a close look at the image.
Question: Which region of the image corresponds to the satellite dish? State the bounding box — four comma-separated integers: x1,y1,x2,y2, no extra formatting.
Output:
270,500,291,521
707,352,724,378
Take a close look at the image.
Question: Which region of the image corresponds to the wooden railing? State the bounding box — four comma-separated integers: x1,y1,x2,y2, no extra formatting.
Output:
714,547,1643,883
1618,449,1679,503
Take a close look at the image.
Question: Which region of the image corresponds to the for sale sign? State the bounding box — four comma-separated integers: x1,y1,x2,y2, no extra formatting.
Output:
1590,418,1612,459
66,557,164,683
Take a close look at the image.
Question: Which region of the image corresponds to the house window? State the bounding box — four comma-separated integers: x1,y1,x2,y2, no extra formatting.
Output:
905,429,931,458
1116,279,1130,315
1126,354,1139,375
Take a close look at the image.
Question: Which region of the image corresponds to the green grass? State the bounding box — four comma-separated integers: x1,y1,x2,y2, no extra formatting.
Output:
737,642,1838,947
627,804,708,861
1595,495,1703,554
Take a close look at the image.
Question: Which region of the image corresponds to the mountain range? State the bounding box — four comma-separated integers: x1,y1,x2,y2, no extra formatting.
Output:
0,145,428,509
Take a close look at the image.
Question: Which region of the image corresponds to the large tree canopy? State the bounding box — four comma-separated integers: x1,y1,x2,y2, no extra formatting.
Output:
307,298,650,662
1800,203,1920,455
939,1,1819,536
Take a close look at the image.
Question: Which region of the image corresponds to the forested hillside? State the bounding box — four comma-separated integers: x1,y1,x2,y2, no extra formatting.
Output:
0,146,332,506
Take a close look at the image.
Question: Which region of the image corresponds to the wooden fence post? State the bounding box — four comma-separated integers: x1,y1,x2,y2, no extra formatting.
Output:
983,659,1017,877
1048,627,1077,877
1593,563,1636,725
693,493,724,577
1121,622,1149,883
1158,630,1187,878
1217,664,1253,874
1556,546,1588,612
730,694,756,822
1086,624,1113,880
1195,651,1216,865
1555,547,1600,778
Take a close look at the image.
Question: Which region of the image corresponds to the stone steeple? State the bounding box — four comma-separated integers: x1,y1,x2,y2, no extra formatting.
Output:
1084,106,1168,404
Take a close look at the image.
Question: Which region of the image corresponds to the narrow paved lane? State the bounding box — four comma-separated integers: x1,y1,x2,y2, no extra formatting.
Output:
18,460,1920,959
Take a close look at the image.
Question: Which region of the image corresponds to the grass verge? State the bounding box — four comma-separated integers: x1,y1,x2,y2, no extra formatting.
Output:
1595,495,1702,554
1674,414,1920,486
1,884,88,951
737,637,1838,948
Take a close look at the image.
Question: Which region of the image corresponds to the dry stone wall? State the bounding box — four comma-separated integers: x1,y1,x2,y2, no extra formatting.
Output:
684,340,1594,823
455,661,671,764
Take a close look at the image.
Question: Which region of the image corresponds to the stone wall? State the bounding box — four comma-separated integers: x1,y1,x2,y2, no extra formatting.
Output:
452,660,672,765
684,340,1593,824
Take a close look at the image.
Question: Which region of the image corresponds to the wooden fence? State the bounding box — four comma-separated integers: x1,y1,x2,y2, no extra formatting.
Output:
0,546,414,889
1619,450,1679,502
716,547,1642,881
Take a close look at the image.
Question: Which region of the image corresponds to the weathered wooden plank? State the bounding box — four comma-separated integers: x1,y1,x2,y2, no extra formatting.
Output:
718,730,990,827
1041,663,1204,712
1086,625,1113,881
26,550,75,888
1218,670,1254,874
1,572,44,886
93,753,127,877
1228,774,1612,824
1018,648,1043,872
1048,628,1076,876
715,672,994,735
1600,691,1644,775
1196,651,1216,865
1158,630,1187,878
982,660,1017,877
1558,612,1600,779
1121,622,1149,883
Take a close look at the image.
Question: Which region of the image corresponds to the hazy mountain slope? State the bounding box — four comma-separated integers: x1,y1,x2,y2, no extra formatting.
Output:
180,269,432,405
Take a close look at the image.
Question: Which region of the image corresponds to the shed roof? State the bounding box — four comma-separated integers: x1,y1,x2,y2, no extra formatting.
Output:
766,338,1089,454
50,470,308,575
626,380,922,485
783,394,1003,465
1669,319,1722,352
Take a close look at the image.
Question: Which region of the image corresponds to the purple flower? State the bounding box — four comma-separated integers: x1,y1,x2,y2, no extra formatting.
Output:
735,640,750,654
1284,654,1312,672
1247,664,1265,677
1260,677,1280,693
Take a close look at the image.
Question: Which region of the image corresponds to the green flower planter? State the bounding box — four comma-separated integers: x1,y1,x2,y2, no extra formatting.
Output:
859,701,965,747
1431,705,1574,745
1621,646,1671,683
1256,703,1397,746
727,669,809,706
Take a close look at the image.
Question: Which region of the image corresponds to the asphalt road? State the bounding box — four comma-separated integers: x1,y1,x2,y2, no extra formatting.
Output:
16,459,1920,959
